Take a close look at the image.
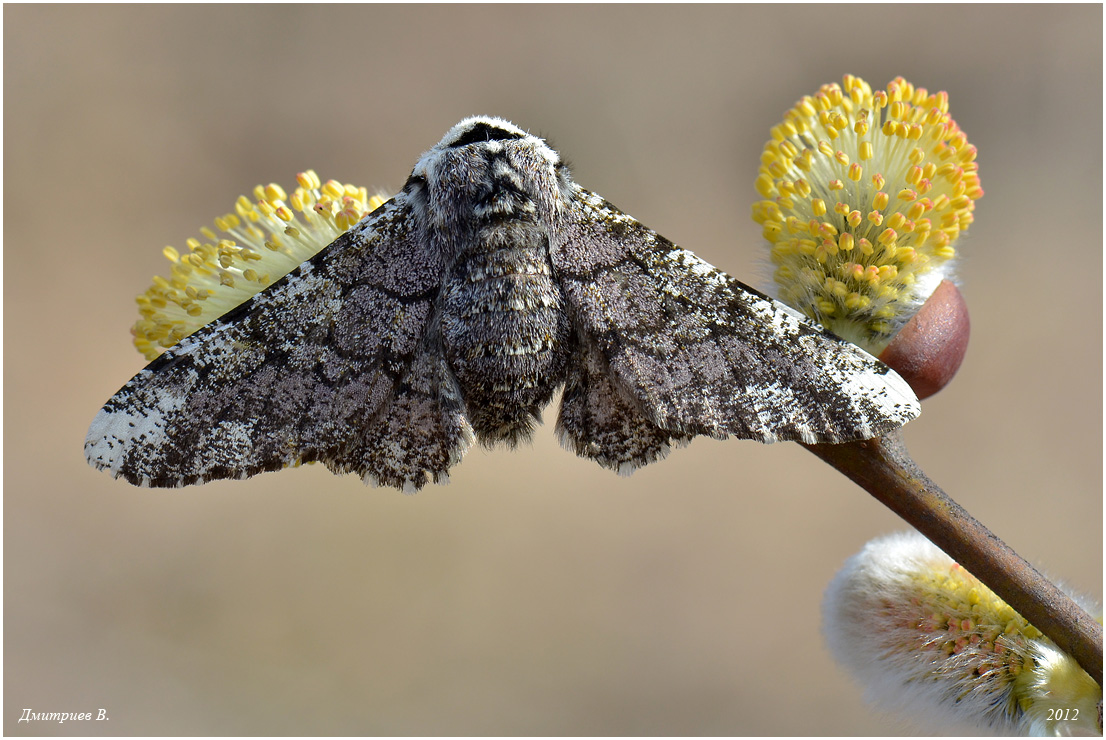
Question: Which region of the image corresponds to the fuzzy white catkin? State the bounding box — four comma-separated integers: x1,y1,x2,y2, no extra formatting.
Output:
823,532,1101,736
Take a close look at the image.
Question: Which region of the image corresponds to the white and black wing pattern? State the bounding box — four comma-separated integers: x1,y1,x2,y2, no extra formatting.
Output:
551,186,920,470
87,116,918,491
85,194,474,491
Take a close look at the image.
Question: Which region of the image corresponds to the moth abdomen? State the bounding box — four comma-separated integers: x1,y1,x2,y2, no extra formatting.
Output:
439,217,571,445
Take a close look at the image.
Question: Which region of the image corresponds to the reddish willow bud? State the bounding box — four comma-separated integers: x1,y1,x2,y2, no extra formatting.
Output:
878,280,969,399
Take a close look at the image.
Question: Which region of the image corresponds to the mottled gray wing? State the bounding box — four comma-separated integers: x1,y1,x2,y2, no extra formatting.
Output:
551,187,919,463
85,195,469,490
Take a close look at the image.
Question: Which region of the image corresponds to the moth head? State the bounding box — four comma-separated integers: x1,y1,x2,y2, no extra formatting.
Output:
411,117,568,219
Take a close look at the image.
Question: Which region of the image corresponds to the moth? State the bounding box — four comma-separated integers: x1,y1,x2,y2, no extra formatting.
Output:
86,117,919,491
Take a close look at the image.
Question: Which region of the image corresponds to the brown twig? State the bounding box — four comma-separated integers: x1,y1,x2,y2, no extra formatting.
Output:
803,429,1102,686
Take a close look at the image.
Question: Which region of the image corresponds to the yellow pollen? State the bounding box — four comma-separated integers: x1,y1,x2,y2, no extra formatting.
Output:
752,75,982,350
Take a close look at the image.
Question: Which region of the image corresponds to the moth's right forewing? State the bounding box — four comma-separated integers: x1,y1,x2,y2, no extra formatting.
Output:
85,195,444,487
551,188,919,445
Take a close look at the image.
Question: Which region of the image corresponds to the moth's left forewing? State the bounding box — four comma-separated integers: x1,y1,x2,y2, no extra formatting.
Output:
85,194,446,487
550,187,920,445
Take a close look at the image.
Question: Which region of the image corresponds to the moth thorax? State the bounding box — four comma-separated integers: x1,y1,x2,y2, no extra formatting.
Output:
439,219,572,443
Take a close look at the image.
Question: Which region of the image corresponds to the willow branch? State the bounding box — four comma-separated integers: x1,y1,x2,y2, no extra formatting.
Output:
803,429,1102,686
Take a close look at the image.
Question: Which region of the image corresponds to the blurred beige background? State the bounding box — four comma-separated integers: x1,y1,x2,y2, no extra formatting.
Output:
5,5,1101,736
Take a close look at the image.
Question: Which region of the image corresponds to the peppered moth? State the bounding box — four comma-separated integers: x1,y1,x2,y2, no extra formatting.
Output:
86,117,920,491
